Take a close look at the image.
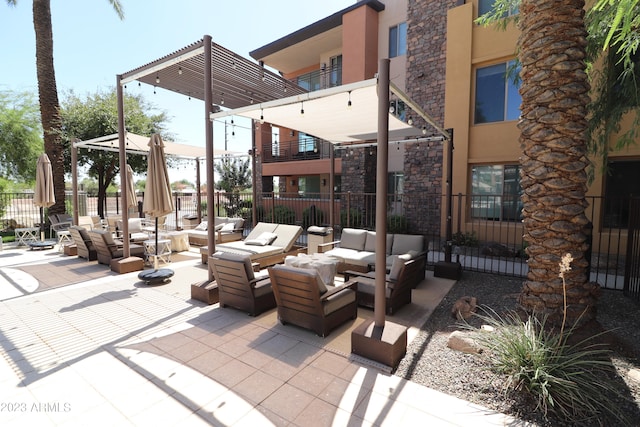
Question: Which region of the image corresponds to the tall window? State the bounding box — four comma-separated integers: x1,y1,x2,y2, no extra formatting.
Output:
603,160,640,228
388,172,404,202
389,22,407,58
478,0,519,17
329,55,342,87
298,132,316,153
471,164,522,221
475,60,521,124
298,176,321,198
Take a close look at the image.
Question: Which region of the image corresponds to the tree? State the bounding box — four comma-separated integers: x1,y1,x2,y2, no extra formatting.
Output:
4,0,124,217
0,90,42,181
214,157,251,217
60,89,168,217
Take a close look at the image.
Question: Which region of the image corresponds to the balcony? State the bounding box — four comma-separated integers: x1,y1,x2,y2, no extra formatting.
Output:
294,63,342,92
262,137,336,163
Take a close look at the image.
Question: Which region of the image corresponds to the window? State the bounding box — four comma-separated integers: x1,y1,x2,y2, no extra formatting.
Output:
475,60,521,124
298,176,321,198
478,0,519,18
389,22,407,58
298,132,316,153
389,100,407,122
603,160,640,228
329,55,342,87
471,165,522,221
297,71,320,91
388,172,404,202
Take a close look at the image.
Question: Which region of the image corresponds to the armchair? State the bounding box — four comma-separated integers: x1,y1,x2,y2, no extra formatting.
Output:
267,264,357,337
88,230,144,265
68,226,97,261
343,254,423,315
209,252,276,316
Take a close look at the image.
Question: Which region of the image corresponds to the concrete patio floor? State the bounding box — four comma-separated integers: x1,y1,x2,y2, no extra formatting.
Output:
0,242,530,426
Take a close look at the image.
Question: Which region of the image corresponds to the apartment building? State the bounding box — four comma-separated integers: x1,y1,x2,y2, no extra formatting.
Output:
251,0,640,250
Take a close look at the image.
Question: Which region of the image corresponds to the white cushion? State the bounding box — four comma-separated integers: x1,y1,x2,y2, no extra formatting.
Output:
389,254,411,281
340,228,367,251
364,231,376,252
244,231,277,246
214,223,224,231
195,221,208,231
391,234,424,255
220,222,236,232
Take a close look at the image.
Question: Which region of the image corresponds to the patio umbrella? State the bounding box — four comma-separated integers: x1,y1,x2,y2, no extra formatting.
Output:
34,153,55,241
125,164,138,210
142,134,174,269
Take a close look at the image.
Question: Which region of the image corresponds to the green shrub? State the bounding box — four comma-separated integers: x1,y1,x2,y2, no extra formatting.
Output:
340,208,362,228
302,206,325,229
464,309,629,425
452,231,479,247
266,205,296,224
387,215,408,233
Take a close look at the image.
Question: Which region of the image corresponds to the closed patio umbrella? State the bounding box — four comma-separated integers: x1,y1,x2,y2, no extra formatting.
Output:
34,153,55,241
142,134,174,269
125,164,138,210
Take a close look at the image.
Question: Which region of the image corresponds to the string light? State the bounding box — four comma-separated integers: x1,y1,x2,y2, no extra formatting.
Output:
300,101,304,115
178,66,183,75
347,91,352,109
260,108,264,124
155,75,160,84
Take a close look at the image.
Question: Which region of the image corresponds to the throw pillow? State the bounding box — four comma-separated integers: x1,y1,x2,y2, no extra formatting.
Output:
220,222,236,232
244,231,277,246
389,254,411,281
195,221,208,231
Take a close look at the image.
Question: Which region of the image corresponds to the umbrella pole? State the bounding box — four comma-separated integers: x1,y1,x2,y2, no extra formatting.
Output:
40,207,45,241
154,218,159,270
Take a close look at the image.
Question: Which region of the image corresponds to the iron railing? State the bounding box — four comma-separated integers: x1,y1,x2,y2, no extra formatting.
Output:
1,190,634,291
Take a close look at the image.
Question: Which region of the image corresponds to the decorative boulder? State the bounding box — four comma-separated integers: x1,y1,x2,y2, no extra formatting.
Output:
447,330,483,354
451,296,477,320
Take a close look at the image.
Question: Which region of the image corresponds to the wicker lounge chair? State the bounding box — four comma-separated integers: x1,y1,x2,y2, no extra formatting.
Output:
88,229,144,265
68,226,97,261
343,254,423,314
209,251,276,316
267,264,357,337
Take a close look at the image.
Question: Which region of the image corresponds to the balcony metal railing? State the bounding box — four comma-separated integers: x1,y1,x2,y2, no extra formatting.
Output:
262,137,336,163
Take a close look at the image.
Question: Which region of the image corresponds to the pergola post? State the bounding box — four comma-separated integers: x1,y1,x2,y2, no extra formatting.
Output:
350,59,407,370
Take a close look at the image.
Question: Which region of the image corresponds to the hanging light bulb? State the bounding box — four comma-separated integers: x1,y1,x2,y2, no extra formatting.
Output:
407,116,414,125
300,101,304,115
260,108,264,124
178,66,183,75
153,86,157,94
155,75,160,84
347,91,352,109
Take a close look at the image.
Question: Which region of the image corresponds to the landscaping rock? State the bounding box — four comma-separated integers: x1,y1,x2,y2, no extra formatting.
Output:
447,330,483,354
451,296,477,320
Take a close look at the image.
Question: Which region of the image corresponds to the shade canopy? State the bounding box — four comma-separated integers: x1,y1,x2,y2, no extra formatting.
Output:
143,134,175,218
74,132,239,159
210,78,448,144
34,153,55,208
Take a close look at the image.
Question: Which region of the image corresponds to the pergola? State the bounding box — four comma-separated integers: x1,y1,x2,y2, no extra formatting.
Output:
115,35,450,356
70,131,240,231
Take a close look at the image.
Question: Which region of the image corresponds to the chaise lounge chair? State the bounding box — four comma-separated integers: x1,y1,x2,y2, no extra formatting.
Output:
209,251,276,316
267,264,357,337
88,229,144,265
68,226,97,261
201,222,305,268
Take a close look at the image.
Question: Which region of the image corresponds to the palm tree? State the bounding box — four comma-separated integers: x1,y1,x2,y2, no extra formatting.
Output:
517,0,600,327
6,0,123,216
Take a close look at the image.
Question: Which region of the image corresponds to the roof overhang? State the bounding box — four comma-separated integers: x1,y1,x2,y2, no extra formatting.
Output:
74,132,240,159
210,78,449,144
250,0,385,74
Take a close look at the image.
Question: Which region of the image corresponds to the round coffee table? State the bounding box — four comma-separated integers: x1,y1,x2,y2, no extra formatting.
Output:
138,268,174,285
28,240,56,251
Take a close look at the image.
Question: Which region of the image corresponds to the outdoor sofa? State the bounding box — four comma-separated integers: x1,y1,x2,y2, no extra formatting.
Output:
318,228,427,287
187,216,244,246
201,222,305,268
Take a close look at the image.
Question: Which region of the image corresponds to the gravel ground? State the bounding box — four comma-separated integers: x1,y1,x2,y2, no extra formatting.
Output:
395,271,640,426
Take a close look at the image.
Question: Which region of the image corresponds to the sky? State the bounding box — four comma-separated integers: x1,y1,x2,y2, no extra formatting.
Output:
0,0,355,184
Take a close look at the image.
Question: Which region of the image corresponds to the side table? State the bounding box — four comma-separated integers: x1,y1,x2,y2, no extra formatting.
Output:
15,227,39,246
143,239,172,267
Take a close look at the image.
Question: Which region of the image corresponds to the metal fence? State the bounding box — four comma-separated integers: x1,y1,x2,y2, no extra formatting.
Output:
1,190,633,291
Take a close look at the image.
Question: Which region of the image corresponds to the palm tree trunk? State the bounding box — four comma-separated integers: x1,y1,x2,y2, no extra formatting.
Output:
33,0,65,216
517,0,600,327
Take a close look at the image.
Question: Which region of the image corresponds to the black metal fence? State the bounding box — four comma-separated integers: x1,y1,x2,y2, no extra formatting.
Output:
1,190,634,291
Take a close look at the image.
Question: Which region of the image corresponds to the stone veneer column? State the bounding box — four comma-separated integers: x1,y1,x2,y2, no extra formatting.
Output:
404,0,459,236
